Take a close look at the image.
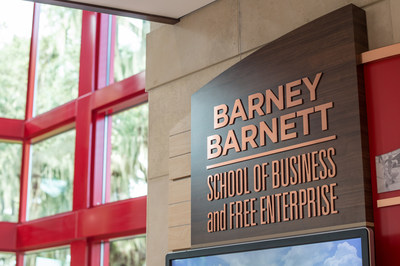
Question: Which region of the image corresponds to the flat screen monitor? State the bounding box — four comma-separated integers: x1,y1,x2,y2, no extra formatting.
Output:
166,228,374,266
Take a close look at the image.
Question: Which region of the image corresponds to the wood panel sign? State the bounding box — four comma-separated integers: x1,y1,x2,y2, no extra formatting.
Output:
191,5,372,246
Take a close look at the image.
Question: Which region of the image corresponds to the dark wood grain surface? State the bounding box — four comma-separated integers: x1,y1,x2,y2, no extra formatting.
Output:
191,4,371,246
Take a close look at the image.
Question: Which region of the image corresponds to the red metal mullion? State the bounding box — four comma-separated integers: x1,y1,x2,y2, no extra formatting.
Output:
89,240,110,266
103,242,110,265
98,90,148,116
103,16,116,206
25,3,40,120
105,115,112,203
87,14,109,266
15,197,146,251
16,252,24,266
72,9,97,211
108,16,117,85
89,242,101,266
24,100,77,141
18,141,30,223
92,72,146,112
91,114,106,206
16,137,29,266
17,212,77,251
0,222,17,251
91,12,112,206
91,10,112,203
70,10,97,266
78,197,146,240
0,118,24,141
95,13,111,90
18,3,39,232
79,11,97,96
73,96,92,211
71,240,89,265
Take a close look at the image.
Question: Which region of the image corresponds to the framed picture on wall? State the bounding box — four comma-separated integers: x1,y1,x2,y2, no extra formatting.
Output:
375,148,400,193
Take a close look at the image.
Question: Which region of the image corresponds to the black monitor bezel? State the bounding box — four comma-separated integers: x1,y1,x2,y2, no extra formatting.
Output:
166,227,373,266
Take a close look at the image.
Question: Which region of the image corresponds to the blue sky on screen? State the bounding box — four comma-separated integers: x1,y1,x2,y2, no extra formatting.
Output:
172,238,362,266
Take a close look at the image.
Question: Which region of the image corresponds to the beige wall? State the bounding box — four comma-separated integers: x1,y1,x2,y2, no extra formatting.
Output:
145,0,400,265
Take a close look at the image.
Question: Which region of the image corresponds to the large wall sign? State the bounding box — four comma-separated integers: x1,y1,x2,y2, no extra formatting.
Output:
191,5,372,246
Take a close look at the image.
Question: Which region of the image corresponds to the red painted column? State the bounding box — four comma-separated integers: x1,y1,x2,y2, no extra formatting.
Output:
105,115,112,203
103,242,110,265
92,13,110,206
74,11,98,209
73,95,92,210
79,11,98,97
103,16,116,205
95,13,112,90
364,55,400,265
108,16,117,85
71,240,89,265
0,119,24,140
92,114,107,206
71,10,97,266
16,253,24,266
18,142,31,224
92,14,114,265
89,242,101,266
0,223,17,251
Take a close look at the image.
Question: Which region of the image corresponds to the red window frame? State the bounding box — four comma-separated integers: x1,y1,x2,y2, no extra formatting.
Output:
0,4,147,265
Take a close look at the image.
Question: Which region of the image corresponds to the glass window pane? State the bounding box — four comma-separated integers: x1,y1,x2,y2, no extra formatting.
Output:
0,0,33,119
0,143,21,222
109,236,146,266
0,252,16,266
109,104,148,202
34,5,82,115
28,130,75,220
114,17,150,82
24,247,70,266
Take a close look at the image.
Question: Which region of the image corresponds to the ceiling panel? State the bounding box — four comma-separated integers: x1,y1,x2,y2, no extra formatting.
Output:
31,0,217,24
73,0,216,19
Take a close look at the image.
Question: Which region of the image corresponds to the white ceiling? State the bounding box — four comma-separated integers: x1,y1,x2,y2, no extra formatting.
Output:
72,0,216,19
34,0,217,23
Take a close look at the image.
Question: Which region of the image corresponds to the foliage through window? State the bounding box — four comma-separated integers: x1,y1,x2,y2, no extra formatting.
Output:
109,236,146,266
0,252,15,266
34,4,82,115
114,17,150,82
0,143,21,222
24,247,70,266
0,0,33,119
28,130,75,220
109,104,148,202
